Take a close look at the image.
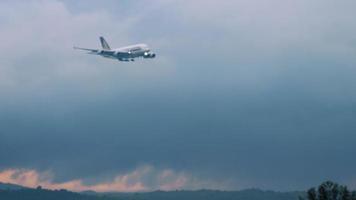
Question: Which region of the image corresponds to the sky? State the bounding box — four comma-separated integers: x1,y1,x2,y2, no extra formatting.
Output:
0,0,356,192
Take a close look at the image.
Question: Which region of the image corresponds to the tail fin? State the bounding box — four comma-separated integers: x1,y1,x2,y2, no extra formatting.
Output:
99,36,111,50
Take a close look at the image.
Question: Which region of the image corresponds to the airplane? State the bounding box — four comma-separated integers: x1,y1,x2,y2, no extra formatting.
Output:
74,36,156,62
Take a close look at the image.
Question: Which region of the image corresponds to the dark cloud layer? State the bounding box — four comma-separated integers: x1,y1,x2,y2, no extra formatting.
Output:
1,0,356,191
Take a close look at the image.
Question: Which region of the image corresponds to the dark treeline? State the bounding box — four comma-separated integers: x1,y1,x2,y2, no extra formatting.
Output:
300,181,356,200
0,181,354,200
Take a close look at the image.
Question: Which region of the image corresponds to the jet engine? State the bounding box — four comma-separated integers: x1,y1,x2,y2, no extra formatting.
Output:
143,52,156,58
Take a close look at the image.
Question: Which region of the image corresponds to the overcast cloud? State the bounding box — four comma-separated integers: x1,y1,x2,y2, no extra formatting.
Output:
0,0,356,191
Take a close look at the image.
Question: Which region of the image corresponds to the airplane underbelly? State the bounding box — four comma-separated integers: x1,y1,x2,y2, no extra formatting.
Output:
132,51,145,57
114,50,146,59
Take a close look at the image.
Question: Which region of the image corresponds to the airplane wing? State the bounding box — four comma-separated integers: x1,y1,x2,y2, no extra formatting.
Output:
73,46,99,54
74,46,131,58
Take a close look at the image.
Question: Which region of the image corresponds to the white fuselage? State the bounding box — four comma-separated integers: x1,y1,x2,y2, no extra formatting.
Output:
110,44,150,59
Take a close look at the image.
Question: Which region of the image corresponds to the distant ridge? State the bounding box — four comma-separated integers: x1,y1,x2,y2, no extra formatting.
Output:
0,182,27,190
80,190,98,195
104,189,304,200
0,183,305,200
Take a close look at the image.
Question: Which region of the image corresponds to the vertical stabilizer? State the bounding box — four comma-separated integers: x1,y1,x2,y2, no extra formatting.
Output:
99,36,111,50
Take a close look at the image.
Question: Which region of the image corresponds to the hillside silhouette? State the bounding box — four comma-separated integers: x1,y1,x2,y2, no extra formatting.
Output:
0,185,302,200
4,181,356,200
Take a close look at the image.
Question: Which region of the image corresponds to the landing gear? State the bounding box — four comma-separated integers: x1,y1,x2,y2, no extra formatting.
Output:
118,58,135,62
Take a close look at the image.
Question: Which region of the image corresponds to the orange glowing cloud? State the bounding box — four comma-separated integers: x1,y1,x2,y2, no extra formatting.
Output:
0,166,199,192
0,168,145,192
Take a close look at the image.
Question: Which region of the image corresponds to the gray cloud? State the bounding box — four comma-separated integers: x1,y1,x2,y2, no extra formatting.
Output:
0,0,356,191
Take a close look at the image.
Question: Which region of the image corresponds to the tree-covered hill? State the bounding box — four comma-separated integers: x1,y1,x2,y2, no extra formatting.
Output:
0,188,116,200
0,182,26,190
107,189,303,200
0,187,303,200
